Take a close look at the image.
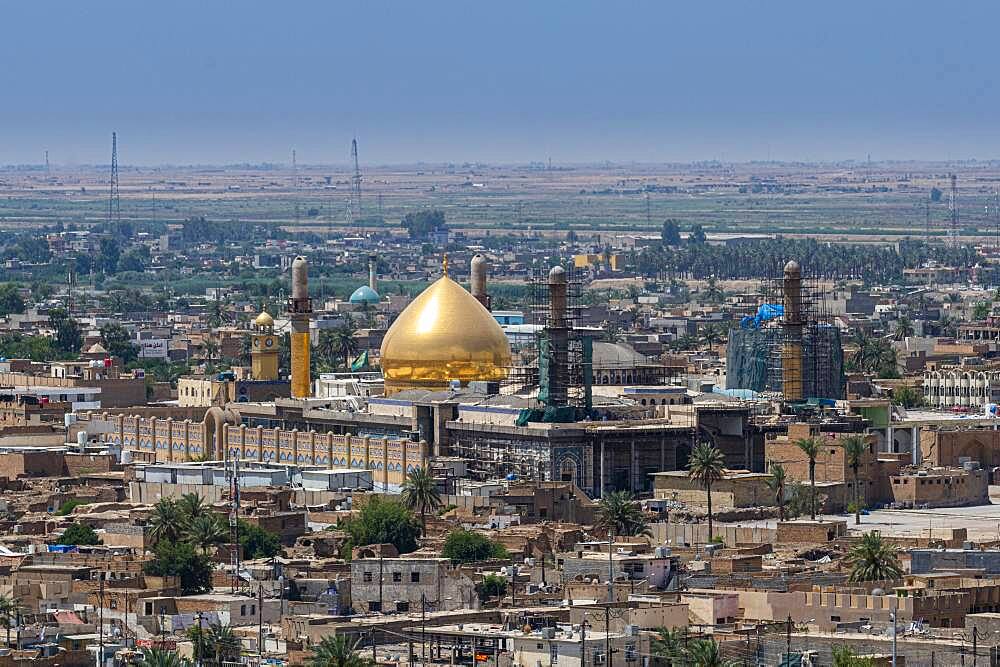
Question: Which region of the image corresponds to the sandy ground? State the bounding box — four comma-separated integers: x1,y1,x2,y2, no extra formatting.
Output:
736,486,1000,541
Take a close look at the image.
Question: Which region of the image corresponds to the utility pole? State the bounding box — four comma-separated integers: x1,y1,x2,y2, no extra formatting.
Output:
785,614,792,665
378,553,384,612
421,593,427,666
890,598,897,667
258,584,264,660
98,573,105,667
605,605,612,667
196,612,204,667
607,533,615,603
580,619,588,667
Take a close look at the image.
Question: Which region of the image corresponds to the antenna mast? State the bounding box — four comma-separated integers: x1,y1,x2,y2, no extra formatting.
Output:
949,173,959,246
108,133,120,225
228,456,241,594
351,138,362,233
292,149,300,225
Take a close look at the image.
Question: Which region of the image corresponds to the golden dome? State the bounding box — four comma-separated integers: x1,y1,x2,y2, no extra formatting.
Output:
254,311,274,328
380,274,511,393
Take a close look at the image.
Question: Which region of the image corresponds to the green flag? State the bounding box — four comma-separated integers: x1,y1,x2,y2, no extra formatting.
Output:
350,350,368,372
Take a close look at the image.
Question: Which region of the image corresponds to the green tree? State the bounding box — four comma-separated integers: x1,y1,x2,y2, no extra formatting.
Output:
186,514,227,554
100,322,138,363
843,435,868,526
892,316,915,341
685,638,734,667
57,523,100,546
794,437,822,521
143,540,213,594
0,284,24,317
237,519,282,559
178,492,210,523
340,496,421,554
832,646,877,667
764,463,787,522
892,385,923,408
475,573,508,603
333,318,359,368
650,627,686,665
974,301,993,321
687,442,726,541
49,308,82,354
0,595,20,648
661,220,682,246
846,531,903,583
401,467,441,535
136,647,190,667
308,634,374,667
401,209,447,239
595,491,651,538
208,622,240,665
441,529,509,563
99,238,121,275
688,224,707,244
148,498,185,544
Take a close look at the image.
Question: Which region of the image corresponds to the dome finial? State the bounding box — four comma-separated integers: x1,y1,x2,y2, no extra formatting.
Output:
442,253,449,276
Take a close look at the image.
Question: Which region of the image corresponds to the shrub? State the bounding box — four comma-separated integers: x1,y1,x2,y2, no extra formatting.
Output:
441,529,509,563
57,523,100,546
55,499,89,516
238,519,281,560
476,574,508,602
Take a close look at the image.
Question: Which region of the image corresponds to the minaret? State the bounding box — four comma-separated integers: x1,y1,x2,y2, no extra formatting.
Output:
368,254,378,293
782,260,804,401
470,254,490,309
288,256,313,398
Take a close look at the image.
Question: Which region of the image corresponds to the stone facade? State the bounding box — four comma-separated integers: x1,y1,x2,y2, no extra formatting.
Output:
349,557,478,613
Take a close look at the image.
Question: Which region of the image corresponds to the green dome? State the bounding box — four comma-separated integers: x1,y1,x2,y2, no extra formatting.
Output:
350,285,380,304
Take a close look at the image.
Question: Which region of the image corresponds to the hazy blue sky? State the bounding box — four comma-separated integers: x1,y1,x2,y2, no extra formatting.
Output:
2,1,998,165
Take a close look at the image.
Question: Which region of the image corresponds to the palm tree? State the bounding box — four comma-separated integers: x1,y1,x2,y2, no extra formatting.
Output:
892,317,914,341
846,531,903,583
843,435,867,526
764,463,787,522
203,337,220,365
137,648,190,667
401,468,441,536
794,437,822,521
686,638,734,667
651,627,686,665
0,595,18,647
316,329,339,370
178,492,209,523
208,622,240,665
687,442,726,542
699,323,724,348
308,635,374,667
186,514,227,553
148,498,184,544
595,491,652,538
334,319,359,368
